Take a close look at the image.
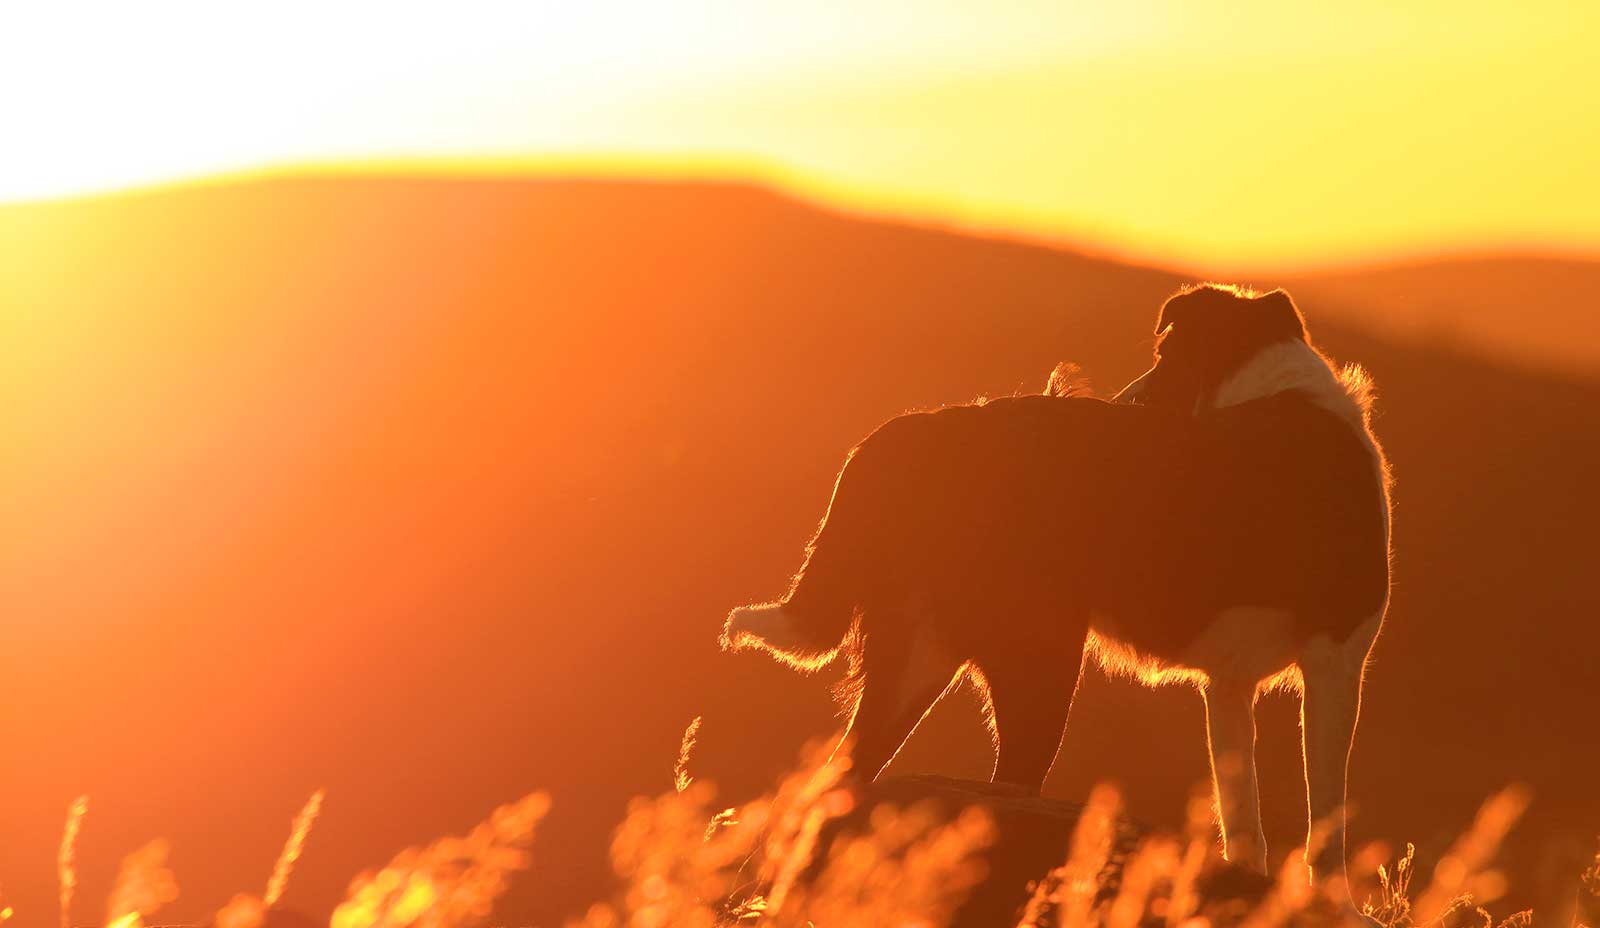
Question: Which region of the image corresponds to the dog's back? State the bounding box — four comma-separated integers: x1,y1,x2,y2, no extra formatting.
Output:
752,391,1385,665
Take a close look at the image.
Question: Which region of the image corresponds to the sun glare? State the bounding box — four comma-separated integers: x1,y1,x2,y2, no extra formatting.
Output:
3,1,1597,277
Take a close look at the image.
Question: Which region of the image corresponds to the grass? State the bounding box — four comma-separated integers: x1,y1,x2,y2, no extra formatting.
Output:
19,733,1598,928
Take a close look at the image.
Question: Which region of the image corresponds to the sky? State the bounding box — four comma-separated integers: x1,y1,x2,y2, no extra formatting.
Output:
3,0,1597,270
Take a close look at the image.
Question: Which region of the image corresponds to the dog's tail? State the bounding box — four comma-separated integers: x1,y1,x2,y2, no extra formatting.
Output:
721,453,874,670
721,529,861,670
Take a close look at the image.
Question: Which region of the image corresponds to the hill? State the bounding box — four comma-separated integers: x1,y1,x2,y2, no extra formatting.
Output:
1287,255,1600,377
2,176,1596,922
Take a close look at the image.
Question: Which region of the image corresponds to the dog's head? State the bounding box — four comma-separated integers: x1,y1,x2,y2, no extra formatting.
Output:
1113,284,1308,410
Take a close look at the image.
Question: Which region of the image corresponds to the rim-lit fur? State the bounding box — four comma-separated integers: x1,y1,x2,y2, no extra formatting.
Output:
723,284,1391,900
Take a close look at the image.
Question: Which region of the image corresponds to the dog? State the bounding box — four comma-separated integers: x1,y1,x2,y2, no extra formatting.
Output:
721,283,1391,892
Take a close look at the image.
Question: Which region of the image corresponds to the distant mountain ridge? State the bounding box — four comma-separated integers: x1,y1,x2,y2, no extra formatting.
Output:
1287,255,1600,378
3,175,1595,923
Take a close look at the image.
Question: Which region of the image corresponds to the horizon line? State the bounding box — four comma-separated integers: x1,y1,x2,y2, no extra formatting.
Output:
5,153,1599,279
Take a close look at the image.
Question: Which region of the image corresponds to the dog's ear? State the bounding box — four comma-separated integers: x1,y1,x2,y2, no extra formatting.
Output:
1256,289,1309,341
1156,283,1232,335
1154,289,1193,335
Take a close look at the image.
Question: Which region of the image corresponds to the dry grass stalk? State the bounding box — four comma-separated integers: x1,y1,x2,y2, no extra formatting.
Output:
1017,782,1121,928
1412,785,1530,923
676,716,703,794
1105,838,1179,928
1364,842,1418,927
572,737,848,928
573,734,995,928
14,739,1584,928
207,788,330,928
1238,849,1318,928
330,790,549,928
103,839,179,928
59,795,88,928
266,788,325,906
1577,844,1600,928
214,893,268,928
794,801,994,928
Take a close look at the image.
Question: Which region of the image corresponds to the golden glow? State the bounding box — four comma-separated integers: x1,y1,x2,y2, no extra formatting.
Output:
4,2,1597,269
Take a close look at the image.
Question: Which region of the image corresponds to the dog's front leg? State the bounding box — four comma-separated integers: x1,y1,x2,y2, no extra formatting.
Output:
1203,680,1269,873
1300,613,1382,902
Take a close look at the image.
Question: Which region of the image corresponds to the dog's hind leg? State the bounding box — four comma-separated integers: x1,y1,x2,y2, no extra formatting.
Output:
984,641,1087,793
839,620,964,782
1299,612,1382,900
1203,679,1269,873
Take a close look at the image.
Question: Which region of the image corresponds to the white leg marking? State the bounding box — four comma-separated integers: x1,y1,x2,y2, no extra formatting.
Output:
1204,681,1268,873
1183,606,1300,684
1300,611,1384,900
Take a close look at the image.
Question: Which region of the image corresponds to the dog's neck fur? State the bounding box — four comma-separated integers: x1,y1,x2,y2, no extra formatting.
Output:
1212,338,1393,527
1212,339,1369,429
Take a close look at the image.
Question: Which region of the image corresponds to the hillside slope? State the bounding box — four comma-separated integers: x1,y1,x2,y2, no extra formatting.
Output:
3,177,1596,922
1288,255,1600,377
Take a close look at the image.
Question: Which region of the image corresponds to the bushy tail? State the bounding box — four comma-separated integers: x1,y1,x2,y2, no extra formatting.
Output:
722,418,918,670
721,526,860,672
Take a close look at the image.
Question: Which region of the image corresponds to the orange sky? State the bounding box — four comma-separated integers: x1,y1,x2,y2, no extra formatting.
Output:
4,1,1598,270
